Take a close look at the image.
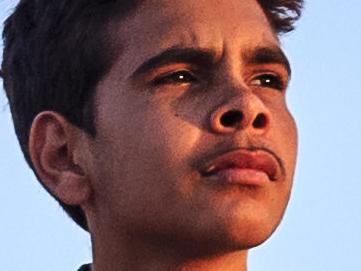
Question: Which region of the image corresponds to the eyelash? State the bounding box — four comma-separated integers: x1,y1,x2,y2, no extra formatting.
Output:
152,70,286,92
249,73,286,92
152,70,197,86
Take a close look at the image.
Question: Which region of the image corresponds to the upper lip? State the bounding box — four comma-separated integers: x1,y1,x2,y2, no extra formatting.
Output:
200,148,283,181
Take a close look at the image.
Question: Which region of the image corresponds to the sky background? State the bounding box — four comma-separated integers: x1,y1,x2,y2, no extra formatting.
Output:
1,1,360,270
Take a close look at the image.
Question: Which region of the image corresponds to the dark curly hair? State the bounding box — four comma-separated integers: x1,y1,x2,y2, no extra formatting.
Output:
1,0,303,231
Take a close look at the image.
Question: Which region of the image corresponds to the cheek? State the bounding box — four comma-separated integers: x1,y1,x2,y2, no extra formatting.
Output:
92,103,204,218
264,106,297,232
271,100,298,160
282,108,298,166
138,107,202,164
268,102,298,194
273,107,298,213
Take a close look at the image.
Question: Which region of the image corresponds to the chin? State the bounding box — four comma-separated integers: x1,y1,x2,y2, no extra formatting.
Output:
226,224,276,250
224,212,284,251
180,214,283,257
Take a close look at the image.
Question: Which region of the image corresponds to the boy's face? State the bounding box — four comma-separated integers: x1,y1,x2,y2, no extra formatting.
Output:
85,0,297,252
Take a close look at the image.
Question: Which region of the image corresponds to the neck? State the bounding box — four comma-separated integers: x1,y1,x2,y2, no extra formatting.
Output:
90,230,248,271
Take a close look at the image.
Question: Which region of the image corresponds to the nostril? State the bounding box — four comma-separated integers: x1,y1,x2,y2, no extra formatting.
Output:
253,113,268,129
220,110,243,127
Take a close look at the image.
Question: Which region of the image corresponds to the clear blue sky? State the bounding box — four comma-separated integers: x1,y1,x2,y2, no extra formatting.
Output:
1,1,360,270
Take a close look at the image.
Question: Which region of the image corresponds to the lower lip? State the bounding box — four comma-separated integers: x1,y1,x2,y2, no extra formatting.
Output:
210,168,270,186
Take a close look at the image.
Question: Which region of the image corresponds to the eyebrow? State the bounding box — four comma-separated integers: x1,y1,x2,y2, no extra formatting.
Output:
131,46,217,79
243,46,291,76
131,45,291,79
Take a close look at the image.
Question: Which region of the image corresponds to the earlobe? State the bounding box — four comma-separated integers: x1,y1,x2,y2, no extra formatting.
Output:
29,111,91,206
54,170,91,205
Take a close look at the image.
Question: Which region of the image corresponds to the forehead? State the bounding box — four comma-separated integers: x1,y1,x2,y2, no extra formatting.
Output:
109,0,278,79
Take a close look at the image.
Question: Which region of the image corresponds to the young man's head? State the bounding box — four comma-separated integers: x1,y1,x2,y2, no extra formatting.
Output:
2,0,303,269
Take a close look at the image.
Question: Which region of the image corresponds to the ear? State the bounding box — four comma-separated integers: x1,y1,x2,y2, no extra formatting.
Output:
29,111,91,206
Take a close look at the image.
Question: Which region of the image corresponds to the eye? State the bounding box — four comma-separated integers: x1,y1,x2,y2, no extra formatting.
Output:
250,73,285,92
153,70,197,86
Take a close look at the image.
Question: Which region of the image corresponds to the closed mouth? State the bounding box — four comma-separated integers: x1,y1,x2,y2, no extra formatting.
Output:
200,148,283,182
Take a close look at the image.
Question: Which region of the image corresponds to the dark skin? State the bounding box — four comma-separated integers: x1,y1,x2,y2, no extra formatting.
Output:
29,0,298,270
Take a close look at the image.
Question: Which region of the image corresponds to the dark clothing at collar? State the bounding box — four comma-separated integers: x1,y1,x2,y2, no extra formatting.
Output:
78,264,91,271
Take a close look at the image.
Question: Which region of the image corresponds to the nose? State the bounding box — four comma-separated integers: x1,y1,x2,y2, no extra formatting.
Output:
210,92,271,134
